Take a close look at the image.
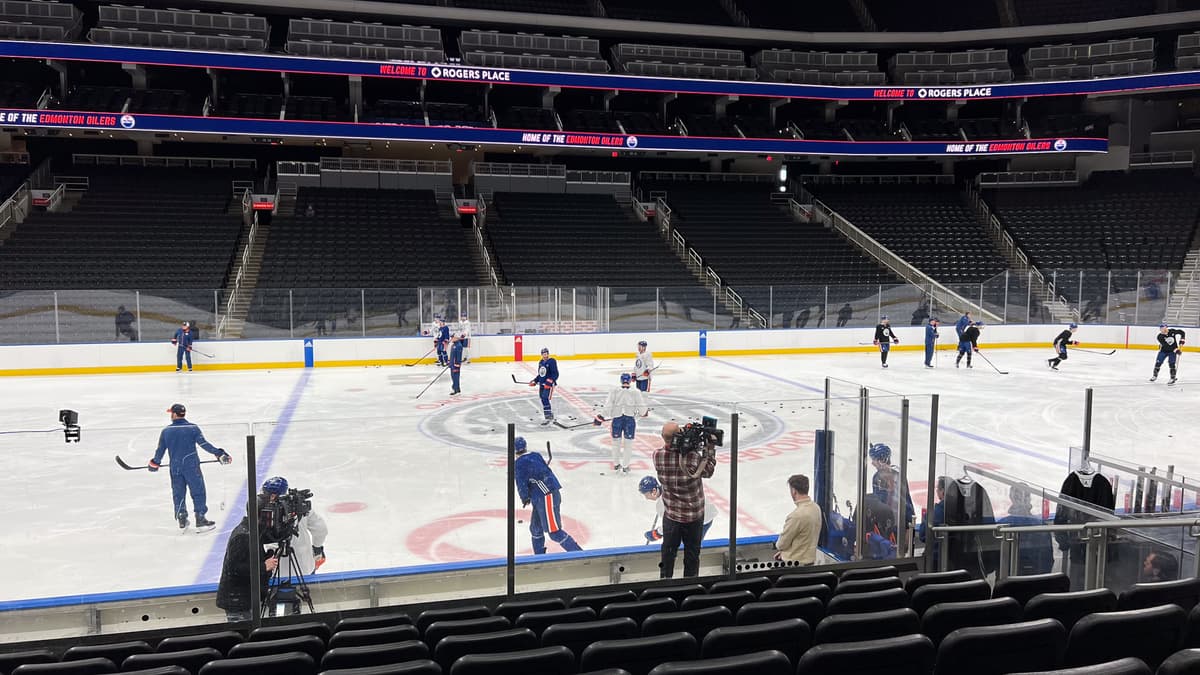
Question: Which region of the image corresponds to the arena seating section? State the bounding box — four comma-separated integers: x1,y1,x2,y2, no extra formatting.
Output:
252,187,475,327
649,181,896,317
0,167,242,295
5,568,1200,673
483,192,695,287
461,29,609,74
89,3,269,52
737,0,862,31
286,18,445,63
1025,38,1156,81
0,0,81,41
808,184,1009,285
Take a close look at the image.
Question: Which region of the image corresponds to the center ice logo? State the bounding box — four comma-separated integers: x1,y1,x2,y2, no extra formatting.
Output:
419,391,789,458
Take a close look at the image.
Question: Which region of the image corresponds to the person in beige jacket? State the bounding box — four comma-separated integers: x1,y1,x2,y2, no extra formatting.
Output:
776,474,823,565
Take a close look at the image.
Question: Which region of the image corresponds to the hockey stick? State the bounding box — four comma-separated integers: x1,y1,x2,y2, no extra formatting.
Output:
415,366,449,399
1073,348,1117,356
404,346,437,367
512,373,533,384
973,350,1009,375
554,419,595,430
546,440,554,464
116,455,220,471
190,348,214,359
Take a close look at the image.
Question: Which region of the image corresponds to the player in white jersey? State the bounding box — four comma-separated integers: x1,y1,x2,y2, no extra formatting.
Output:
594,373,648,473
457,314,472,363
632,340,655,392
638,476,716,543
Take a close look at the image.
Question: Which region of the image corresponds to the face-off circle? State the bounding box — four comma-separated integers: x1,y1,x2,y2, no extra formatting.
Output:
418,391,787,459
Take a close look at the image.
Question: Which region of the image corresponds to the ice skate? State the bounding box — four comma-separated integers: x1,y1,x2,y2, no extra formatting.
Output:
1169,377,1178,386
195,515,216,532
1149,375,1157,382
177,514,189,529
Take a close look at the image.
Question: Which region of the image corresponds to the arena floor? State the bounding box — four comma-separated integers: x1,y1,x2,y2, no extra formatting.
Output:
1,345,1194,603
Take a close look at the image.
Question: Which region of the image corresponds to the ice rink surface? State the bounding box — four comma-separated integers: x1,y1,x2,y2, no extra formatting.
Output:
2,344,1196,603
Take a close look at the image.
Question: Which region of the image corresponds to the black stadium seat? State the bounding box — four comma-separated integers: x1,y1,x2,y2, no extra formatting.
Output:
1063,604,1186,669
579,632,699,675
994,573,1071,608
330,625,421,649
571,590,638,614
641,606,734,642
1117,578,1200,612
123,647,223,673
840,566,899,582
319,660,442,675
118,667,190,675
834,577,903,596
826,588,909,615
681,591,756,615
795,634,936,675
647,649,793,675
701,619,811,666
515,606,597,636
814,608,920,644
1007,657,1152,674
156,631,243,656
542,617,639,664
775,572,837,590
600,598,679,625
710,577,772,596
639,584,707,605
423,616,511,647
62,641,152,664
227,635,325,661
320,641,431,671
449,645,575,675
911,579,992,616
1025,589,1118,633
759,585,832,605
1158,648,1200,675
737,597,824,627
432,628,538,671
494,597,567,623
921,598,1023,646
933,618,1067,675
905,570,972,595
195,652,317,675
11,659,117,674
333,613,413,633
0,649,57,673
249,622,331,644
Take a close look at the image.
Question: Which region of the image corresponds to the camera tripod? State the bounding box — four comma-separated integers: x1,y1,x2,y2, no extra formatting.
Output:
260,534,315,618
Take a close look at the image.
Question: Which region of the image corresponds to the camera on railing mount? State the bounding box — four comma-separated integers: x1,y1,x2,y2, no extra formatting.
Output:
259,487,313,543
59,409,80,443
671,415,724,453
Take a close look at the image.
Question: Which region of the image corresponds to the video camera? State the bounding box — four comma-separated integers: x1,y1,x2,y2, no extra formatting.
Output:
258,487,313,543
670,415,724,453
59,409,80,443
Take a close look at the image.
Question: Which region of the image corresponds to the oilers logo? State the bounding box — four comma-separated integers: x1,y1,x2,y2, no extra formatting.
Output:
625,136,639,149
1053,138,1068,152
119,114,136,129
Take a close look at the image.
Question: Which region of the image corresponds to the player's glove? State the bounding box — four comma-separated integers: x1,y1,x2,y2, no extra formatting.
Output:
171,338,178,346
974,348,980,353
644,529,662,543
312,546,326,569
218,451,233,465
521,498,530,508
147,459,161,472
528,381,537,387
593,415,604,426
893,338,900,344
186,346,192,352
873,340,879,346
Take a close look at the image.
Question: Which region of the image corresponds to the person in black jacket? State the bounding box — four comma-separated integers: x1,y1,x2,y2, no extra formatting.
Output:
215,516,277,622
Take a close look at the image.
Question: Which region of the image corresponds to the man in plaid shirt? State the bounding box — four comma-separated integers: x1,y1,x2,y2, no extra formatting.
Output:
653,422,717,578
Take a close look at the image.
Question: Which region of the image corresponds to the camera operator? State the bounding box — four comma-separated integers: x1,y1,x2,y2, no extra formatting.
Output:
215,514,277,623
653,421,717,578
261,476,328,583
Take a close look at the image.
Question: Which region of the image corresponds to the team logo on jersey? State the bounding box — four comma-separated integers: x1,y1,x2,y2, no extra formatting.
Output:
1053,138,1067,152
625,136,639,148
119,114,136,129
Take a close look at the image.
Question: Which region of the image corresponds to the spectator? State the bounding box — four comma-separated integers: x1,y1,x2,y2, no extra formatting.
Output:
996,484,1053,574
304,203,315,217
795,307,811,328
115,305,138,341
653,422,717,578
1141,550,1180,582
919,476,948,561
815,304,826,327
775,474,822,565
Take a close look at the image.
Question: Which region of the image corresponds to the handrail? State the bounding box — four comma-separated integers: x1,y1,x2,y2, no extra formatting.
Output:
814,198,1002,322
45,183,65,211
53,175,89,191
1087,453,1200,501
799,174,953,185
640,171,774,184
72,154,256,169
218,213,259,337
977,170,1079,187
1130,150,1195,168
931,516,1200,536
473,218,500,287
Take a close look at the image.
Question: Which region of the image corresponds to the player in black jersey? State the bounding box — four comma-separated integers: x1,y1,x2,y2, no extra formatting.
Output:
956,321,982,369
1047,323,1079,370
873,316,900,369
1150,323,1186,385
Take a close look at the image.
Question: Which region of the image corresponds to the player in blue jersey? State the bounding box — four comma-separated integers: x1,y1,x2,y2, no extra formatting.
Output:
873,316,899,369
633,340,655,392
434,317,450,367
514,436,582,554
148,403,232,531
171,321,194,372
528,347,559,425
956,321,982,369
1150,323,1186,385
955,311,972,341
448,332,465,395
924,317,939,368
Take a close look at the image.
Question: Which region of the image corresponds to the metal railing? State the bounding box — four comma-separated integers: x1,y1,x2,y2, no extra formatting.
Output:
1130,151,1196,169
217,213,260,337
977,170,1080,187
813,198,1001,322
800,174,954,186
474,162,566,178
0,152,29,164
640,171,775,184
72,154,256,170
52,176,89,192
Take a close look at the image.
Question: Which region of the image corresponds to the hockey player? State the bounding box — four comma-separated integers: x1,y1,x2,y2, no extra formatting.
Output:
633,340,655,392
529,347,559,424
148,403,233,531
924,317,939,368
1150,323,1186,385
868,443,914,529
956,321,983,369
638,476,715,544
433,317,450,367
448,332,465,396
594,373,649,473
171,321,194,372
457,314,472,363
873,316,899,368
260,476,329,583
1047,323,1080,370
514,436,582,554
955,311,972,340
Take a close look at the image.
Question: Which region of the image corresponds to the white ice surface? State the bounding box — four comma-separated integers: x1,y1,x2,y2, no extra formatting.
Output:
1,346,1195,603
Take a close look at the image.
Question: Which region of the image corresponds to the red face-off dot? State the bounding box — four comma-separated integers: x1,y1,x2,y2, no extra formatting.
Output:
328,501,368,513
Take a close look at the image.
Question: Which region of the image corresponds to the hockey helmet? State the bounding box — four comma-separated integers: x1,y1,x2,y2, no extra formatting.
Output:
868,443,892,463
181,321,189,328
880,315,889,321
620,373,632,386
974,321,985,328
638,340,648,347
1068,322,1078,329
638,476,660,494
1161,323,1170,329
262,476,288,495
514,436,528,453
540,347,550,355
